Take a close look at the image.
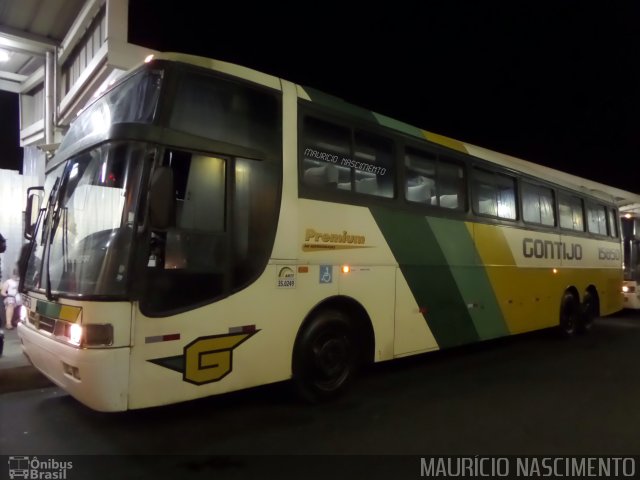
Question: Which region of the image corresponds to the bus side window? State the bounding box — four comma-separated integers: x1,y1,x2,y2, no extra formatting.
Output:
144,149,228,312
558,193,585,231
437,156,465,210
353,130,394,198
587,203,608,235
301,116,395,198
302,117,350,189
405,148,437,204
404,148,465,210
522,181,556,226
472,168,517,220
607,208,618,237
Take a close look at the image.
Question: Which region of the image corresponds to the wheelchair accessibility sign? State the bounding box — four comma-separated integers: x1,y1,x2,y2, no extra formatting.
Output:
319,265,333,284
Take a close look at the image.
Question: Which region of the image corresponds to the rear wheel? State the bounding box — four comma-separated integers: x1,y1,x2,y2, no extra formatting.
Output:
559,291,580,337
578,291,597,334
292,309,360,402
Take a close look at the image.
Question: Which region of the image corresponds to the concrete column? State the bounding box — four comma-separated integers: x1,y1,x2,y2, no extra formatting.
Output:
44,50,54,145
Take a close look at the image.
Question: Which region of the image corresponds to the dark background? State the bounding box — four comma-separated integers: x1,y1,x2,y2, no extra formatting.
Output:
127,1,640,194
0,90,21,171
2,2,639,194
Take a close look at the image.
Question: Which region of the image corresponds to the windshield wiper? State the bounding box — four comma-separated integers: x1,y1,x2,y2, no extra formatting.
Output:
44,177,65,301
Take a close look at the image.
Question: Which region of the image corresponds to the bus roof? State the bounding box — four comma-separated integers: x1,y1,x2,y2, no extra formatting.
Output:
154,52,640,208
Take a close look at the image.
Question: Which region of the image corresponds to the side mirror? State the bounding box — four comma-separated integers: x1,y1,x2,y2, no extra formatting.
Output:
25,186,44,240
148,167,175,230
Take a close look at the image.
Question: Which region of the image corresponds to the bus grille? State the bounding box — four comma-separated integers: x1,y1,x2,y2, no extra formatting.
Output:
28,312,56,334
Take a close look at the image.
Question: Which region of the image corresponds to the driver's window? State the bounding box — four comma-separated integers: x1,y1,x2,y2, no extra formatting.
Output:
143,149,228,313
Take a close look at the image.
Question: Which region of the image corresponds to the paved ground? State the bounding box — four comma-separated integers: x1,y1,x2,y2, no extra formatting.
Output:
2,312,640,478
0,325,52,394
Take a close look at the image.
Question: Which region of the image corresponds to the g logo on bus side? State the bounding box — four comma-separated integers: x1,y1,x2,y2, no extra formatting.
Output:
149,331,258,385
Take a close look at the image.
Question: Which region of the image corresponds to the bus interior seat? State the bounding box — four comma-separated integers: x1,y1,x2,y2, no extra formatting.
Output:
303,163,338,186
438,194,459,209
407,182,429,202
406,176,434,203
477,198,496,216
356,177,378,194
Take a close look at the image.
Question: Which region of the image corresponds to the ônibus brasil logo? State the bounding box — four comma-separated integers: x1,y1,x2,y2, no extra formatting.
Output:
8,456,73,479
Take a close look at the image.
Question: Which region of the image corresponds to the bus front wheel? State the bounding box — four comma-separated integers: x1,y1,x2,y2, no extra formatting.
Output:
292,309,359,402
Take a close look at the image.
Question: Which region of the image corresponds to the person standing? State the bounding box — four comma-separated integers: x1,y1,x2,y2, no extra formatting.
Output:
0,233,5,279
0,233,6,329
2,268,19,329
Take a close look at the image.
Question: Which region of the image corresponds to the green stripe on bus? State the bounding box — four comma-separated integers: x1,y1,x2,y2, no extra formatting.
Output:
36,301,60,318
370,207,479,347
372,113,425,139
426,218,509,340
303,87,379,123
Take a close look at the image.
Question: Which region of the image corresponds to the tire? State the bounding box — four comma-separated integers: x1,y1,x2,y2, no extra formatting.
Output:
292,309,360,402
559,291,580,337
577,291,597,334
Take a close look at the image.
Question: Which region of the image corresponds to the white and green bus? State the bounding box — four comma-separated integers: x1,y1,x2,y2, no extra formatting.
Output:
18,52,634,412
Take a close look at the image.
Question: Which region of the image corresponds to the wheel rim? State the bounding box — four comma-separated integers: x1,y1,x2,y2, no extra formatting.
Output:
310,328,353,391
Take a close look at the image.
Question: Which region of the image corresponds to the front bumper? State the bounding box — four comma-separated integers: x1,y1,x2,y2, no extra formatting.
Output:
18,322,130,412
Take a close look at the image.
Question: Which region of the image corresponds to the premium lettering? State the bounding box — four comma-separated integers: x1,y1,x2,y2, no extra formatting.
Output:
305,228,365,245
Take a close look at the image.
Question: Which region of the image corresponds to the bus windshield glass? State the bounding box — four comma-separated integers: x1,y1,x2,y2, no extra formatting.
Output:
56,69,162,156
26,142,146,297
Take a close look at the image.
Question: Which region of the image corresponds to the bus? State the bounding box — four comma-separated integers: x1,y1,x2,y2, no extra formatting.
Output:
17,52,635,412
621,206,640,308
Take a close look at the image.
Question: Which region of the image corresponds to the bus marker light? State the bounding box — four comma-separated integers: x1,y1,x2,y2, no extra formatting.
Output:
552,268,558,274
623,285,629,293
342,265,351,274
298,266,309,273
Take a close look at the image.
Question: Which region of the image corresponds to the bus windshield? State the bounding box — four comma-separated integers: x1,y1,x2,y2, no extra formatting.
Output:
56,69,161,158
25,142,146,297
23,60,282,303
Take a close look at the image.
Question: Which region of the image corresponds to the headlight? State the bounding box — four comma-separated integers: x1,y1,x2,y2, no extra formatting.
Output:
623,286,629,293
54,322,114,347
69,324,83,346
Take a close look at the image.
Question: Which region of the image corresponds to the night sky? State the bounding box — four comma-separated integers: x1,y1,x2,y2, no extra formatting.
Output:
0,91,21,172
2,3,639,194
127,1,640,193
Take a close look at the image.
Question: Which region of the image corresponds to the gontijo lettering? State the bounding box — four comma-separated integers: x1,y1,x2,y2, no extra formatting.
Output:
522,238,583,260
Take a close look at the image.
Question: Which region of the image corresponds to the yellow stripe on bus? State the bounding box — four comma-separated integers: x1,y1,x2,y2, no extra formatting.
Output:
59,305,81,323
